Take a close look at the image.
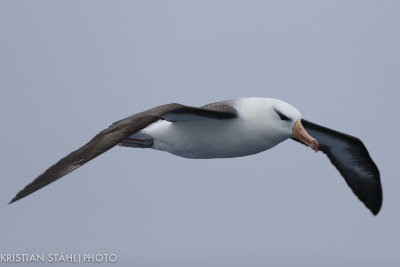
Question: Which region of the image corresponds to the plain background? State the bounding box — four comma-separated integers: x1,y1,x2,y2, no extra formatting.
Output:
0,1,399,266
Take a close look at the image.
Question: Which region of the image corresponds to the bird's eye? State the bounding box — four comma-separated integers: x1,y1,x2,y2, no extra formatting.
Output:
275,110,290,121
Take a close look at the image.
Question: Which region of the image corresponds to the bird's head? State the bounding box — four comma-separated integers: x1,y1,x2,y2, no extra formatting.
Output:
240,98,319,152
270,99,319,152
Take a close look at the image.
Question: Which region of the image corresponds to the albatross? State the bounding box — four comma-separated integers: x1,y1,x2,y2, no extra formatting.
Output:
9,97,382,215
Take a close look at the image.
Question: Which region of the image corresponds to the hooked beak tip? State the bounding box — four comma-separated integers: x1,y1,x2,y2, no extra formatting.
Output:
292,120,319,153
311,139,319,153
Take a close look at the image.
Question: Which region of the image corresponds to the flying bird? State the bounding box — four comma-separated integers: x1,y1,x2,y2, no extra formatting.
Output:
10,98,382,215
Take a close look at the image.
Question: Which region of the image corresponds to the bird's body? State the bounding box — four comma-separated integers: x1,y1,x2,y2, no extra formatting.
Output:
133,98,297,158
10,97,382,215
140,119,252,158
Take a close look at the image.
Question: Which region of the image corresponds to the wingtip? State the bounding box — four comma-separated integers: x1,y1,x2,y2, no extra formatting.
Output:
371,207,380,216
8,191,25,205
8,196,18,205
367,195,382,216
370,203,382,216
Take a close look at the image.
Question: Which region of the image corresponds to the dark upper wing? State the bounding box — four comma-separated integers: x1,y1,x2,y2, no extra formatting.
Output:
10,103,237,204
292,119,382,215
163,100,238,121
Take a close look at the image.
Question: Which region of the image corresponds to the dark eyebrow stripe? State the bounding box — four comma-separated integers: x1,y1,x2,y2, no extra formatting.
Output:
273,108,290,121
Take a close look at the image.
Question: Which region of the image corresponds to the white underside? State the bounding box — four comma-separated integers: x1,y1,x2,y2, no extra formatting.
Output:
140,120,277,158
130,98,296,159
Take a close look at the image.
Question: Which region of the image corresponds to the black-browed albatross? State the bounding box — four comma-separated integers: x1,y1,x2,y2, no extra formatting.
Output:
9,98,382,215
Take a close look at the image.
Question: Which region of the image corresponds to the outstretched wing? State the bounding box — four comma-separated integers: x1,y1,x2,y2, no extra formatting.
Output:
292,119,382,215
10,103,237,204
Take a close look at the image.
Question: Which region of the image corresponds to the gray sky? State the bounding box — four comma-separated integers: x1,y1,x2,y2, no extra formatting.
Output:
1,1,399,266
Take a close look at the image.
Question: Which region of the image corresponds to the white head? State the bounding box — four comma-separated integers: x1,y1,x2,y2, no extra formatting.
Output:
237,98,319,151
